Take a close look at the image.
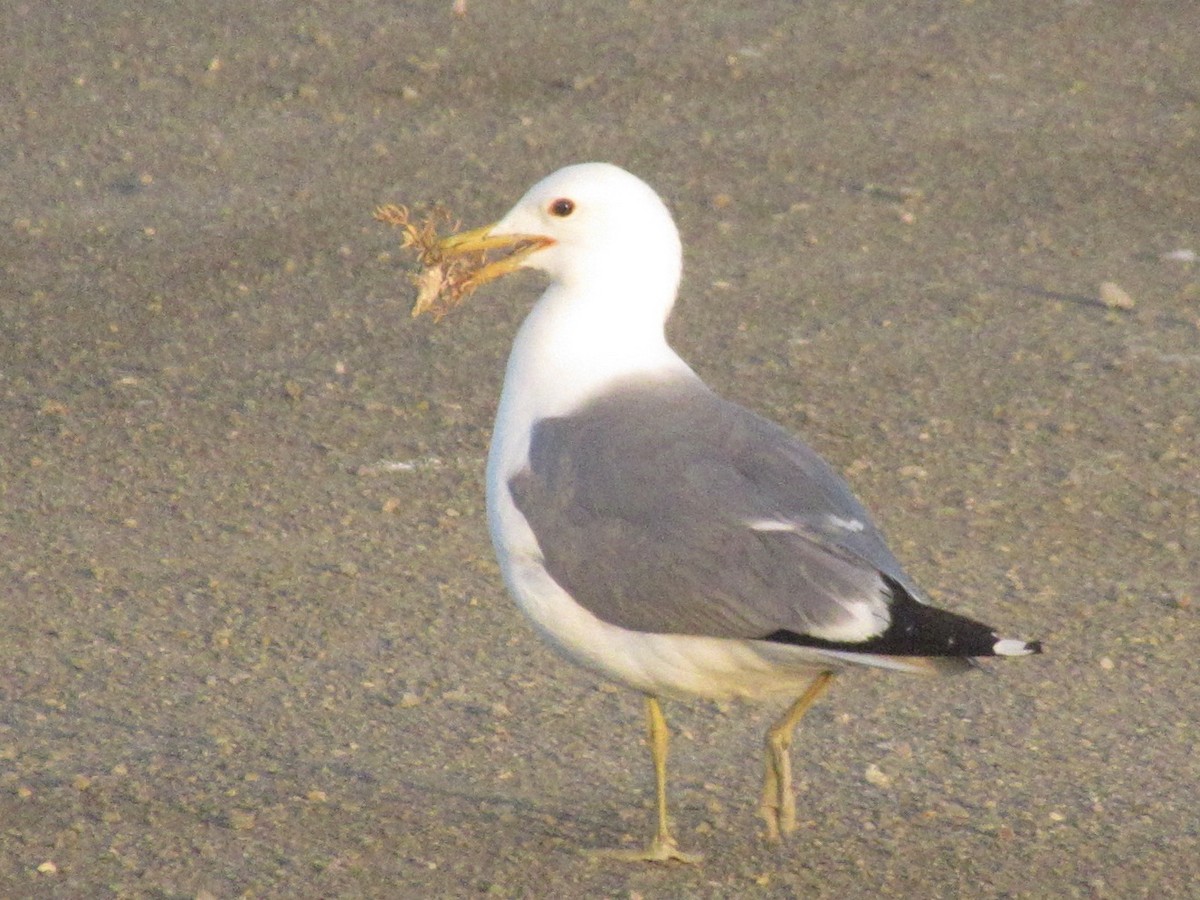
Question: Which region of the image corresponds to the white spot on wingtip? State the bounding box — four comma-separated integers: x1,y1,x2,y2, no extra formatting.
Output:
993,638,1037,656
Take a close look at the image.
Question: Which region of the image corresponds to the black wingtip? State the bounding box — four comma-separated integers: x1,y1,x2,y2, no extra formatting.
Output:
766,578,1044,660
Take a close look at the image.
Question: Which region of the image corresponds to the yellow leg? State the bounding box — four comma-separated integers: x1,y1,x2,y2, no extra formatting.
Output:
590,695,702,864
760,672,835,842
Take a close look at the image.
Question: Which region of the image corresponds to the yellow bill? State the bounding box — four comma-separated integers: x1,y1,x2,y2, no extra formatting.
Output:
436,224,554,295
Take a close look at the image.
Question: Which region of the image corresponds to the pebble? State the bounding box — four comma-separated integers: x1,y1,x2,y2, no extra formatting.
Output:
864,763,892,788
1099,281,1135,309
228,810,256,830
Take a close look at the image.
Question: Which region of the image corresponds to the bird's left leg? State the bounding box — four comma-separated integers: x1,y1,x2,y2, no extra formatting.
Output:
760,671,835,842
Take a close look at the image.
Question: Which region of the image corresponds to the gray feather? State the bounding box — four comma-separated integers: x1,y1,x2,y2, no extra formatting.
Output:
507,374,919,639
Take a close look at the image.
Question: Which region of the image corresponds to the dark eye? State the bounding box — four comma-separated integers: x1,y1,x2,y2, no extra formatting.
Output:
549,198,575,217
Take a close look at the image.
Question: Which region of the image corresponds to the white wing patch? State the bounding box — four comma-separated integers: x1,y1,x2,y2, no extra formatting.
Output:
745,516,865,534
745,518,798,533
825,515,865,533
744,517,890,643
804,594,892,643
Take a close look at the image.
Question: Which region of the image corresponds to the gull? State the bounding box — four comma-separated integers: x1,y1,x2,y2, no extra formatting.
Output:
433,162,1042,862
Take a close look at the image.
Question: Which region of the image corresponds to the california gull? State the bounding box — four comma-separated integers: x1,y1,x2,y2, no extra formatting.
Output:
432,162,1042,862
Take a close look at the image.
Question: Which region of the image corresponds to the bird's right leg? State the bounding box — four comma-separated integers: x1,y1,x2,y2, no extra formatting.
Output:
590,695,701,864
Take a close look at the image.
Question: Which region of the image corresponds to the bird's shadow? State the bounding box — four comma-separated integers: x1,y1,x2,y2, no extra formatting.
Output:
984,279,1119,312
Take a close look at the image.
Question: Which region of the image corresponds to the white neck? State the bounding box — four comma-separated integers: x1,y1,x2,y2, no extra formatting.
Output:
487,278,696,483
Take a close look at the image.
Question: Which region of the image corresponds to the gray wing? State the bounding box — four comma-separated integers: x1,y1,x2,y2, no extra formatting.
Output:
507,374,919,641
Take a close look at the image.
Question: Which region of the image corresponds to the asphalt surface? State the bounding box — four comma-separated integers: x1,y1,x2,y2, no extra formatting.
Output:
3,1,1198,897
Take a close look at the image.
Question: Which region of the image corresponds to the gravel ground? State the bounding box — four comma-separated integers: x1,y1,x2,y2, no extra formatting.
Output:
3,1,1198,897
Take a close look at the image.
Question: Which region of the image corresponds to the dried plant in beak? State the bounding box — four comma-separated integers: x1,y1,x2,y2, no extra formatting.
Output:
374,204,484,320
376,203,554,321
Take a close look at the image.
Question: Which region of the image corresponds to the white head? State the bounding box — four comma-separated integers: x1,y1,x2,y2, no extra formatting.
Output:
487,163,684,320
448,164,697,458
480,166,696,542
